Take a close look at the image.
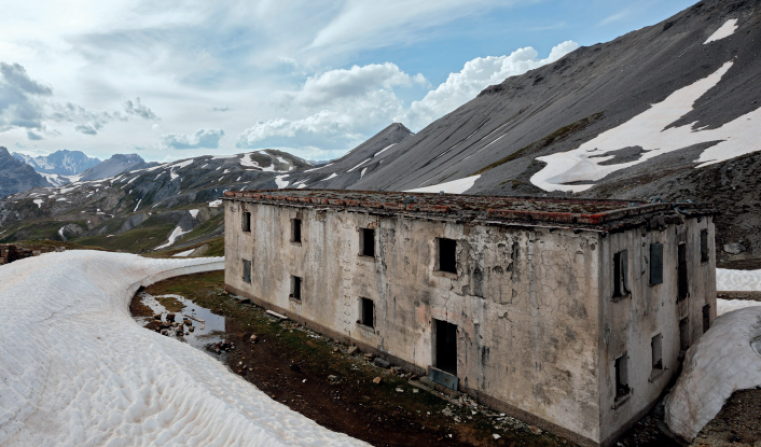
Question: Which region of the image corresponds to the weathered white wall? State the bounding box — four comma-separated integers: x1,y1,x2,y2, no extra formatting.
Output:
225,200,603,443
597,216,716,444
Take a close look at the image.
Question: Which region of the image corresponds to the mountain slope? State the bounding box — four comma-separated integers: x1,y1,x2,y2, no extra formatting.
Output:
347,0,761,266
13,149,101,175
79,154,157,181
0,147,50,198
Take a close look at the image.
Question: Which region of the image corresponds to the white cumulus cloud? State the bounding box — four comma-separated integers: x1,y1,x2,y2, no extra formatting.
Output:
403,41,578,129
163,128,225,150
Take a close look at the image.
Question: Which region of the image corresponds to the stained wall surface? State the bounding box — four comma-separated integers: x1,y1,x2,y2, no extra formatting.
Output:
225,200,603,444
597,216,716,444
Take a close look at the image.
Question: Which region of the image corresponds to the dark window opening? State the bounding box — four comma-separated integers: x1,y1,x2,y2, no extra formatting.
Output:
360,297,374,328
242,212,251,232
700,230,709,263
290,276,302,300
613,250,629,297
291,219,302,243
243,259,251,283
438,238,457,274
361,228,375,257
679,318,690,351
615,353,630,399
703,305,711,333
651,334,663,370
650,243,663,285
678,244,688,301
435,319,458,375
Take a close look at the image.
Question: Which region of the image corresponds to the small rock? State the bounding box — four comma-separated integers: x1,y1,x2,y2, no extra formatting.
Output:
347,346,358,355
493,434,501,440
529,426,542,435
250,334,258,343
724,242,746,255
166,313,176,322
333,347,340,353
372,377,383,384
412,389,419,394
363,353,374,361
189,326,194,332
391,366,403,374
373,357,390,368
153,314,161,320
328,375,339,382
442,407,454,417
183,319,192,326
396,388,404,393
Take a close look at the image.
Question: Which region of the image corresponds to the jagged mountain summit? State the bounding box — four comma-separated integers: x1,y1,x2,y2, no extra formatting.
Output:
12,149,101,176
78,154,158,182
0,147,50,198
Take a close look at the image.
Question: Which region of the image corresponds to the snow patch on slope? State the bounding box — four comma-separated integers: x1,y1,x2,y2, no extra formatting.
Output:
530,61,761,192
705,19,739,44
0,251,366,447
407,175,480,194
717,268,761,291
155,226,191,250
275,175,290,189
665,306,761,441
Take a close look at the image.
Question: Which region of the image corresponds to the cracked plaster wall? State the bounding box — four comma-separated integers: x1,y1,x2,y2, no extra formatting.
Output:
597,215,716,445
225,200,603,443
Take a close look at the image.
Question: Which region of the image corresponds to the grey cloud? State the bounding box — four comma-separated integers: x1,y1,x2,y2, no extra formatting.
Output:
124,97,159,120
0,63,52,96
75,123,100,135
163,128,224,149
26,129,43,140
0,62,51,132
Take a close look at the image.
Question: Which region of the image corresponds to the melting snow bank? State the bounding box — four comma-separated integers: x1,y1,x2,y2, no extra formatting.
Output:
407,175,480,194
155,226,191,250
0,251,367,447
665,306,761,442
717,268,761,291
704,19,738,44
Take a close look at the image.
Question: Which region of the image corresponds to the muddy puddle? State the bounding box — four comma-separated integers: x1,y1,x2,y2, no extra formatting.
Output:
133,290,229,356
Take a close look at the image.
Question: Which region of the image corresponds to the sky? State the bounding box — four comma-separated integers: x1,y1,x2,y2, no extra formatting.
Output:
0,0,698,163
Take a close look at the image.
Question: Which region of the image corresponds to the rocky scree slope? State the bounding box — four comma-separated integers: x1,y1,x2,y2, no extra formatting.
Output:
12,149,101,175
0,147,50,198
0,149,314,252
348,0,761,268
0,126,414,252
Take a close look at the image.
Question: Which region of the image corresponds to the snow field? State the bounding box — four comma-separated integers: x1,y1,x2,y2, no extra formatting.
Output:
704,19,739,44
0,251,366,447
665,306,761,441
530,59,761,192
717,268,761,292
407,174,481,194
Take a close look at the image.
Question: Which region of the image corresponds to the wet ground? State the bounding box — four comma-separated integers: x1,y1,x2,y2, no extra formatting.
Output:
129,272,758,447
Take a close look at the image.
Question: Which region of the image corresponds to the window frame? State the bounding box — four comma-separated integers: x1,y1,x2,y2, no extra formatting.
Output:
437,237,457,275
700,229,709,264
290,275,302,301
359,228,375,258
613,250,630,299
291,218,302,243
242,259,251,283
359,297,375,328
242,211,251,233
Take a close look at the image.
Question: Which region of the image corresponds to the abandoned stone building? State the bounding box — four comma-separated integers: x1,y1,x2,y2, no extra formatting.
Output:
223,190,716,447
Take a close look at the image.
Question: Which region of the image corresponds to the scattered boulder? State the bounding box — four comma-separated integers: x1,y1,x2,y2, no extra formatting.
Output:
166,313,176,322
249,334,258,343
347,346,358,355
372,377,383,384
724,242,746,255
373,357,390,368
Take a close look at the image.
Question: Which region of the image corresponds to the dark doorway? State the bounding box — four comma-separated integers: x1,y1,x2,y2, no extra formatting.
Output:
435,319,458,375
360,297,374,327
678,244,688,301
703,305,711,333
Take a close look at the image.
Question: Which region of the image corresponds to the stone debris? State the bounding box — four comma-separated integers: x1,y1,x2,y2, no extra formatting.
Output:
373,357,390,368
249,334,258,343
347,346,358,355
363,353,374,361
372,377,383,384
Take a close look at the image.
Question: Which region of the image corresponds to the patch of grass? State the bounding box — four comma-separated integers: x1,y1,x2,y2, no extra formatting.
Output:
146,236,225,258
184,212,224,241
74,223,176,252
471,111,605,176
156,296,184,312
0,220,86,243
